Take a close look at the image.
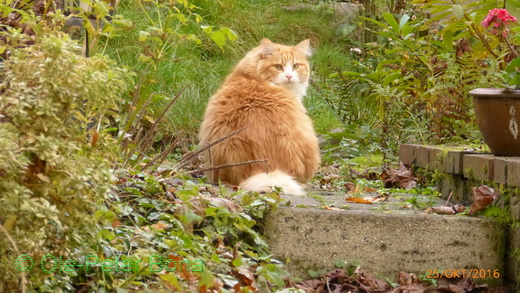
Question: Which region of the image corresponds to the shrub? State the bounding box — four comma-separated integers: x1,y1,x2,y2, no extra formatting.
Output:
0,29,129,291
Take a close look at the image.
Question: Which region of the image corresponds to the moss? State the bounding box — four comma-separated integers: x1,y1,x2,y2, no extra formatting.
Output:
464,168,474,179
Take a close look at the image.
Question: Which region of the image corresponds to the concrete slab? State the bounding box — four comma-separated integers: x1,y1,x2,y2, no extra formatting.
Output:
264,207,505,281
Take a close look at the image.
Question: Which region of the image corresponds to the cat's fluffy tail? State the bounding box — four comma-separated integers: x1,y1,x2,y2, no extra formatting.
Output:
239,170,305,195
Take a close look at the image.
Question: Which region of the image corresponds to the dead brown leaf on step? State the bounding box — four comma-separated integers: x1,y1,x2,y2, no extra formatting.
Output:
320,174,341,185
381,163,417,190
346,196,374,204
426,204,467,215
346,193,390,204
427,206,456,215
453,204,466,213
469,185,497,216
320,206,342,211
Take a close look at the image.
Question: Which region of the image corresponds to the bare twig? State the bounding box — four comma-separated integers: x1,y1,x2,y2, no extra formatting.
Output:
505,37,520,58
445,192,453,205
0,223,26,293
129,92,156,141
136,87,187,162
144,137,185,170
177,126,250,170
186,159,269,174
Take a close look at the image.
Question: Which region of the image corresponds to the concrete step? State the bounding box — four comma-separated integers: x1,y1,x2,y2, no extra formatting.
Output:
263,205,505,283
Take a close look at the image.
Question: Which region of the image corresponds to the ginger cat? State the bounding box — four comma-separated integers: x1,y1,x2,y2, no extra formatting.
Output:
198,38,320,195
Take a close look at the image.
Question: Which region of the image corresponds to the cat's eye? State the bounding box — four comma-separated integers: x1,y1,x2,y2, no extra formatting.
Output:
292,63,300,70
274,64,284,71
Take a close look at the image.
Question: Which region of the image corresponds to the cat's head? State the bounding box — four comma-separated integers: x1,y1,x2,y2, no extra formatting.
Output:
238,39,313,101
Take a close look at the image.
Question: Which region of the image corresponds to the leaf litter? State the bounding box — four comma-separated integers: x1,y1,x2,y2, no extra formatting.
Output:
381,163,417,190
294,268,507,293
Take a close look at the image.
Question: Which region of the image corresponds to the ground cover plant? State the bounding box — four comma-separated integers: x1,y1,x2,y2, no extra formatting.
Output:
1,0,519,291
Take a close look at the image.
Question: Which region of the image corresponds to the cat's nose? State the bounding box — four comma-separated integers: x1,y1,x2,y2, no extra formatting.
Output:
286,75,293,81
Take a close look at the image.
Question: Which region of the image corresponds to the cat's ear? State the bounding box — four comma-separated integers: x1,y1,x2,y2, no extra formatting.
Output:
295,39,312,57
259,38,275,58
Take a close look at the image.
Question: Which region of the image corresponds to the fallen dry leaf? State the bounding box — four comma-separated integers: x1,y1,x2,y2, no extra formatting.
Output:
381,163,417,190
321,206,341,210
364,187,377,193
232,265,257,290
204,197,242,212
346,196,374,204
369,193,391,203
358,270,389,292
320,174,341,185
350,168,379,180
346,193,390,204
295,279,324,292
112,219,122,228
344,182,356,192
151,222,167,230
469,185,497,216
186,196,243,216
428,206,456,215
453,204,466,213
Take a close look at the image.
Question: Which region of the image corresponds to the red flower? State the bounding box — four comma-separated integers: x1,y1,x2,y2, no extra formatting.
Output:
482,8,517,37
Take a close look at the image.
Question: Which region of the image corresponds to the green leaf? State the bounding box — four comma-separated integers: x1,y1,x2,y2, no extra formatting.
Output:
199,270,214,288
505,57,520,74
452,4,464,20
399,14,410,30
184,209,203,223
113,19,133,29
159,273,180,290
360,16,387,29
383,13,399,33
232,257,242,267
382,72,402,85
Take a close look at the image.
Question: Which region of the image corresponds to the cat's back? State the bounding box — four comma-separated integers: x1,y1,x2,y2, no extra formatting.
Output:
205,74,304,123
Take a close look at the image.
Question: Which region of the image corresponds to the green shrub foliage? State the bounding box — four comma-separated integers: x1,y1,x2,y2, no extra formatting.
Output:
0,31,129,291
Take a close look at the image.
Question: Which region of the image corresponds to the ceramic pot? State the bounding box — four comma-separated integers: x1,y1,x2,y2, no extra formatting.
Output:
469,88,520,156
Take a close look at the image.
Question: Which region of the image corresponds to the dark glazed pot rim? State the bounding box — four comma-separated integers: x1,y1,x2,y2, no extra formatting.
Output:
470,88,520,98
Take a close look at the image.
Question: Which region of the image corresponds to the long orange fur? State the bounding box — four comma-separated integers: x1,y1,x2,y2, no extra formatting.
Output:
198,38,320,194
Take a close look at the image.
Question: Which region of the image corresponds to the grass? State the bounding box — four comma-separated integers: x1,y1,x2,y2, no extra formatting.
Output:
100,0,350,143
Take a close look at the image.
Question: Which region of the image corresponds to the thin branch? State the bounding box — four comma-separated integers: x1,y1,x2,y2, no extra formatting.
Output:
186,159,269,174
136,87,187,161
176,126,250,170
144,137,185,170
505,37,520,58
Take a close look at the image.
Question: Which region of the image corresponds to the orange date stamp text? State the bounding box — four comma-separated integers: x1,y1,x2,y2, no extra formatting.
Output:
425,269,500,279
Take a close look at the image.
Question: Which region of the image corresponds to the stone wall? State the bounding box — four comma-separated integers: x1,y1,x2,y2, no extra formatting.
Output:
399,144,520,286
